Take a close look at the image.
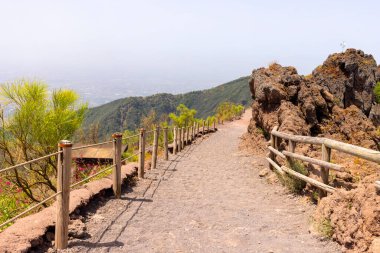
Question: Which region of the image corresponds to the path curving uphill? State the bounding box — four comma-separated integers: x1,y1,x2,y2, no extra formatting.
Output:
63,111,340,253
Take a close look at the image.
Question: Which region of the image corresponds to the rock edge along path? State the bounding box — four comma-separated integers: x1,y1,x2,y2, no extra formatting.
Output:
62,112,340,253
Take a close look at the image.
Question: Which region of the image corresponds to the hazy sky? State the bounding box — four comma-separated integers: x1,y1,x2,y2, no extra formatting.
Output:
0,0,379,103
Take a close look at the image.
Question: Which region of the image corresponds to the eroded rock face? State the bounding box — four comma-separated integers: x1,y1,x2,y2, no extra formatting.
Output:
312,49,377,115
248,49,380,253
248,48,379,146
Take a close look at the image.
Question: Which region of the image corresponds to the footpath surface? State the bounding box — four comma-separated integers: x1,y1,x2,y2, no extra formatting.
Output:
63,112,340,253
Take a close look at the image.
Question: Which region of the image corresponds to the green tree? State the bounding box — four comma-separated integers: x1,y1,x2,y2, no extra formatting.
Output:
141,109,158,130
216,102,244,121
374,82,380,103
0,80,87,202
169,104,197,127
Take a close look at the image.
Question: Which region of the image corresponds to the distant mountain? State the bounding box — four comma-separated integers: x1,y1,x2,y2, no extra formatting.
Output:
82,76,251,139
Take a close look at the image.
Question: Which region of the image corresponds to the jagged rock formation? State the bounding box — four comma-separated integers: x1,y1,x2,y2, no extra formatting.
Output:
248,49,379,149
247,49,380,252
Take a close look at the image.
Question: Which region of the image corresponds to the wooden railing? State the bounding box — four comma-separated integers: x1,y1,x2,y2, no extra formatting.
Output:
0,119,218,249
267,126,380,198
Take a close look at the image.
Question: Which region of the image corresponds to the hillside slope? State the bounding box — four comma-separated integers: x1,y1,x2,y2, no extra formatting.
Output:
82,76,250,138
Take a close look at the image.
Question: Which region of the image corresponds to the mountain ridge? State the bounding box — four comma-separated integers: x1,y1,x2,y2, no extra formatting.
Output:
82,76,251,139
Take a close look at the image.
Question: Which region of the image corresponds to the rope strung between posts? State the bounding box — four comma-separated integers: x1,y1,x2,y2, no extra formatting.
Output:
70,164,116,189
0,191,62,229
121,152,139,163
71,140,114,151
122,134,140,140
0,151,62,174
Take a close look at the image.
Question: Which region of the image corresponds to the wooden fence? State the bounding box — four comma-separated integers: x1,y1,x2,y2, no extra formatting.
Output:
0,120,218,249
267,126,380,198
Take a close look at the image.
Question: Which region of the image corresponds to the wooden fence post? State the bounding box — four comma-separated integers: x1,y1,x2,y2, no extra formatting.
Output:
112,133,122,198
181,127,185,150
179,127,182,150
320,143,331,198
164,127,168,160
173,127,177,155
138,128,145,179
213,119,216,131
202,121,205,134
55,140,72,250
186,126,190,145
193,122,196,139
207,120,210,132
268,126,278,171
152,127,159,169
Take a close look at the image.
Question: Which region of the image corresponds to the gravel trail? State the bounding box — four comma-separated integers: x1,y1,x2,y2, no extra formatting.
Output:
64,112,340,253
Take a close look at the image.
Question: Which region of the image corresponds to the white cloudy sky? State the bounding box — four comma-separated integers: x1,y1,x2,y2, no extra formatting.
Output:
0,0,378,105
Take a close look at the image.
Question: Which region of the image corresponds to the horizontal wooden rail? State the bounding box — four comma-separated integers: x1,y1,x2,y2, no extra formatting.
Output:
281,166,336,193
269,126,380,198
271,129,380,163
323,139,380,164
271,130,324,145
268,146,286,159
282,150,343,171
266,157,284,174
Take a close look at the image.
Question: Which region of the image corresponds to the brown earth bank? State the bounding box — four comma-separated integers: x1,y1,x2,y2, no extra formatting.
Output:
247,48,380,252
0,164,139,253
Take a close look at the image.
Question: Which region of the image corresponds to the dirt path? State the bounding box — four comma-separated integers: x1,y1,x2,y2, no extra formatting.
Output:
63,112,340,253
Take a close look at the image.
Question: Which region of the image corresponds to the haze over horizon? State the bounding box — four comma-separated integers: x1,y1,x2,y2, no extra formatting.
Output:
0,0,379,106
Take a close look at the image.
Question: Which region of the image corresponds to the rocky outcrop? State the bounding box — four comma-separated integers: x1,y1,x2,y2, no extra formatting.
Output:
313,49,377,115
248,49,379,147
248,49,380,253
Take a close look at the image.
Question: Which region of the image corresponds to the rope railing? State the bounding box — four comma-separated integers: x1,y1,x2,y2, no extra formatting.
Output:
122,133,140,140
71,140,114,151
0,191,62,229
0,121,220,249
70,164,116,189
0,151,62,174
121,152,139,163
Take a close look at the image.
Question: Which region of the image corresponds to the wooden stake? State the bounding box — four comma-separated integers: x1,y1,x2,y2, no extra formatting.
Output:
164,127,168,160
151,127,159,169
320,143,331,198
138,128,145,178
181,127,185,150
55,140,72,250
173,127,177,155
112,133,123,198
178,127,181,151
186,126,190,144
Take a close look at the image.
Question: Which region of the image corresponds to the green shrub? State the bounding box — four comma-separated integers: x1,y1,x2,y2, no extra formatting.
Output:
282,160,308,193
319,218,334,238
374,82,380,103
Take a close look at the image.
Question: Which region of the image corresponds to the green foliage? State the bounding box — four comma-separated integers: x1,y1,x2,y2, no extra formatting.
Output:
0,79,87,202
282,160,308,193
374,82,380,103
216,102,244,121
169,104,197,127
318,218,334,238
82,76,251,139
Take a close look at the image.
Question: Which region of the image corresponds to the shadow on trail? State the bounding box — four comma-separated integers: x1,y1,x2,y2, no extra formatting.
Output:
68,138,203,251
